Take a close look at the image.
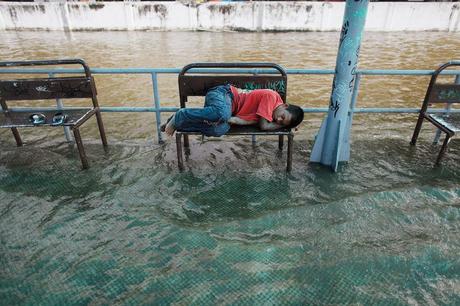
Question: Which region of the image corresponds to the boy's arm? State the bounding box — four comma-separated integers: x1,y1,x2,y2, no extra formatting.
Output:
228,116,257,125
259,118,283,131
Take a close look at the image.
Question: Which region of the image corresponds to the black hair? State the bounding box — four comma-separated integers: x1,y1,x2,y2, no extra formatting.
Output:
286,104,304,128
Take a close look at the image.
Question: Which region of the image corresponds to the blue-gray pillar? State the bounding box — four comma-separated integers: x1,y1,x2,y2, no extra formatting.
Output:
310,0,369,171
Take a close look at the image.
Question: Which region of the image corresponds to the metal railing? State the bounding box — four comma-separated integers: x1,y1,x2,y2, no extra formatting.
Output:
1,67,460,144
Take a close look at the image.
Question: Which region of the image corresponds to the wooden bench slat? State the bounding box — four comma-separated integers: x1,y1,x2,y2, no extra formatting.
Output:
178,125,291,136
0,77,94,101
428,84,460,103
179,75,287,101
0,109,92,128
227,125,291,134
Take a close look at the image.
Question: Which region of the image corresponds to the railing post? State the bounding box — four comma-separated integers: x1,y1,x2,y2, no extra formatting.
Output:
49,72,73,143
433,74,459,144
151,72,163,144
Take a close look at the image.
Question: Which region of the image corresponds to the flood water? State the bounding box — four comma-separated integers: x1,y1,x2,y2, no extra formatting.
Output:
1,31,460,305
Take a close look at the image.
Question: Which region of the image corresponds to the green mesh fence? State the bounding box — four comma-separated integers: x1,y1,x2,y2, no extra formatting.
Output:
1,136,460,305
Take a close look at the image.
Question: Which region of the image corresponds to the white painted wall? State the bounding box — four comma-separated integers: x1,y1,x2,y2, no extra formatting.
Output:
365,3,460,31
0,2,459,32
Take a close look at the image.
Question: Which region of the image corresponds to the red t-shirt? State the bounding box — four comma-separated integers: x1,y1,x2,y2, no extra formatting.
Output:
230,86,283,122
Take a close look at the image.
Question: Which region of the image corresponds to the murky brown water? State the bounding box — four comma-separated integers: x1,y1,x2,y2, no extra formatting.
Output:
1,30,459,142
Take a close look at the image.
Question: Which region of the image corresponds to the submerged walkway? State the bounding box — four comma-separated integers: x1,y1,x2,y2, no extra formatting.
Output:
1,134,459,304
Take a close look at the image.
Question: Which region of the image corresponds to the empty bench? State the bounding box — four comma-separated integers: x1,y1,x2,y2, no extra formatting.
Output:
411,60,460,164
0,59,107,169
175,62,294,172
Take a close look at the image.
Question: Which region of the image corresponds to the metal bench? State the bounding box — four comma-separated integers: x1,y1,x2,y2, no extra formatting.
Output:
0,59,108,169
175,62,294,172
411,61,460,164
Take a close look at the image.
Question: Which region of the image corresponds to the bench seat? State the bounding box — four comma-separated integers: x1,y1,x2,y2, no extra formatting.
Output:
177,125,291,136
0,109,93,128
428,113,460,132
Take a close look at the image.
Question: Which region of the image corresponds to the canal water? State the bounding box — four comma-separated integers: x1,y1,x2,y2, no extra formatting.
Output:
1,31,460,304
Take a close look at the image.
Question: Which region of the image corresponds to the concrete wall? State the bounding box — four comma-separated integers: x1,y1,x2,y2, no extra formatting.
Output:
0,2,459,32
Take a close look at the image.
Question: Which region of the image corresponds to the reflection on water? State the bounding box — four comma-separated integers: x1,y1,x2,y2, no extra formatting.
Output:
1,31,460,304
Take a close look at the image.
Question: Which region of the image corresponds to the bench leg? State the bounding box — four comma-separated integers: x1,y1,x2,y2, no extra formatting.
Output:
11,127,23,146
184,134,190,156
411,115,424,145
287,133,293,172
435,133,452,165
278,135,284,151
95,111,108,147
73,128,89,169
176,133,184,171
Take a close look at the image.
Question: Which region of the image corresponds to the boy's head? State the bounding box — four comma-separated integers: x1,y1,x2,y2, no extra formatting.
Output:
273,104,304,128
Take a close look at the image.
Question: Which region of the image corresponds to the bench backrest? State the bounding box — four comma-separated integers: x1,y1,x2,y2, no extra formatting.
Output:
427,84,460,104
0,59,99,109
422,61,460,112
178,63,287,108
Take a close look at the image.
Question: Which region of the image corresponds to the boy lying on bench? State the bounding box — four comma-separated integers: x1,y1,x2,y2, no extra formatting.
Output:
162,84,304,136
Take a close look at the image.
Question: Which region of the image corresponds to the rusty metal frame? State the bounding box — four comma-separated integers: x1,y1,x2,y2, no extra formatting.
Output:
0,59,108,169
176,62,294,172
411,61,460,165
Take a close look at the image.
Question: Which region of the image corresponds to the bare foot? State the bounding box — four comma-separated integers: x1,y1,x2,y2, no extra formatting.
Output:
165,116,176,136
160,115,173,132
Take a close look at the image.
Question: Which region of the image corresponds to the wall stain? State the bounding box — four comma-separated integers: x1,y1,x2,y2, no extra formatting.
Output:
38,4,46,14
139,4,168,19
20,5,46,14
10,5,46,17
139,4,151,15
449,4,460,26
8,7,18,21
228,27,252,32
88,3,105,11
208,4,234,15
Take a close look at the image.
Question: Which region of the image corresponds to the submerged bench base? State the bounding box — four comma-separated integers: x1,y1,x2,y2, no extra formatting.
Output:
175,129,294,172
